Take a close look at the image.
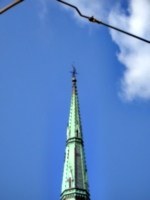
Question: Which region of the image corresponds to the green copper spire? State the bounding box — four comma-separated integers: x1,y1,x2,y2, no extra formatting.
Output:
60,75,90,200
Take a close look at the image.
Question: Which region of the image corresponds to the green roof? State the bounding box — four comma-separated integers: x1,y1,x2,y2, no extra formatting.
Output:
61,78,90,200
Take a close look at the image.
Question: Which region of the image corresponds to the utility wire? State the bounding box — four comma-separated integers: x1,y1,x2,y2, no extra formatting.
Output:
57,0,150,44
0,0,24,14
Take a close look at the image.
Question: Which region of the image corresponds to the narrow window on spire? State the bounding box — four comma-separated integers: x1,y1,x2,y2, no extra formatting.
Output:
76,129,78,137
69,177,72,188
68,169,72,188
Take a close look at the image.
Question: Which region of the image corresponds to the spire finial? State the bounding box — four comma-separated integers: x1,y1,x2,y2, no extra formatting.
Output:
70,63,78,78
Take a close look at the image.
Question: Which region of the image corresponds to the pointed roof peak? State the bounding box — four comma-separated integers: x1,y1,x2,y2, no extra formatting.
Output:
61,68,90,200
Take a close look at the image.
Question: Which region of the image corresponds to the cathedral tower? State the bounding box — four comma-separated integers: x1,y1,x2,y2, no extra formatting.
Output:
60,71,90,200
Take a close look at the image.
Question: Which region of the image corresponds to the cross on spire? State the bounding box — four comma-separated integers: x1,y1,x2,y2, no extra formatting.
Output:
70,63,78,78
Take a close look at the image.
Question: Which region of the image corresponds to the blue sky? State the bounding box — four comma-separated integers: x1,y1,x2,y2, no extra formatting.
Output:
0,0,150,199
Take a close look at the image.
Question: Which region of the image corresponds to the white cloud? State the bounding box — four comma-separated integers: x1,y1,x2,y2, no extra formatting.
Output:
39,0,150,101
109,0,150,101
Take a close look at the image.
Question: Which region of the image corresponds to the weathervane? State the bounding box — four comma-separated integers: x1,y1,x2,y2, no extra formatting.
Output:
70,63,78,78
0,0,23,14
57,0,150,44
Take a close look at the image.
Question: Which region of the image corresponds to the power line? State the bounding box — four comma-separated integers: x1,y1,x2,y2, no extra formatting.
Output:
57,0,150,44
0,0,24,14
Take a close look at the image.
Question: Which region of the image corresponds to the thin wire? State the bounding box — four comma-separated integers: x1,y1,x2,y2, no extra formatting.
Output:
0,0,24,14
57,0,89,19
57,0,150,44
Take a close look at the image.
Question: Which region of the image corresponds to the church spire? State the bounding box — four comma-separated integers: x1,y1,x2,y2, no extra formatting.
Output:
60,70,90,200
